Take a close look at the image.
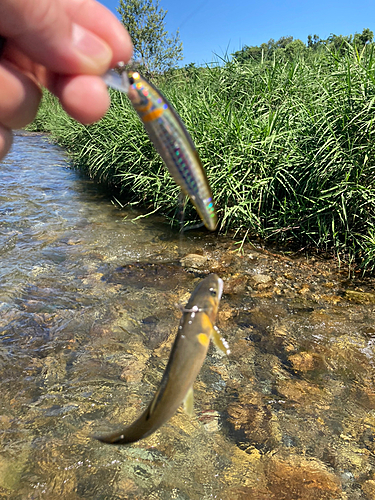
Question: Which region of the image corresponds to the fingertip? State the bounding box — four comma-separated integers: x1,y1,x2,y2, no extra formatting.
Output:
71,23,113,74
54,74,110,124
0,125,13,161
64,1,133,68
108,23,133,67
0,62,42,129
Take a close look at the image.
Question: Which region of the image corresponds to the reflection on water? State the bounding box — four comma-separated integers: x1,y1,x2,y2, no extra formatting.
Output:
1,132,375,499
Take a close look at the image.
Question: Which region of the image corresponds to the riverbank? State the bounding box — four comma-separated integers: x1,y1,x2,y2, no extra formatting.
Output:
28,47,375,272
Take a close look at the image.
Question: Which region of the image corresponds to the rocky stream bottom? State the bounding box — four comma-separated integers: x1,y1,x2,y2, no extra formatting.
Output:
1,133,375,499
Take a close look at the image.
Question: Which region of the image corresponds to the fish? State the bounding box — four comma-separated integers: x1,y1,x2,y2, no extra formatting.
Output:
95,273,229,445
102,68,218,231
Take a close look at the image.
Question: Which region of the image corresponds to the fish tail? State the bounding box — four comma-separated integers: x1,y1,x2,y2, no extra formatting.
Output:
94,429,139,445
94,410,154,445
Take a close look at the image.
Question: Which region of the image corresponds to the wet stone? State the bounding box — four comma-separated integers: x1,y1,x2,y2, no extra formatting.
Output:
103,261,192,290
363,480,375,500
226,398,277,450
265,455,342,500
275,378,330,407
250,274,273,286
120,354,148,383
344,290,375,304
180,253,208,269
223,274,248,295
288,351,326,373
0,450,29,493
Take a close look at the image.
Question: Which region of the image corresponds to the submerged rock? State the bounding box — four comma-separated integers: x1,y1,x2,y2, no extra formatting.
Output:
265,455,342,499
344,290,375,304
226,398,276,449
180,253,208,269
250,274,273,287
288,351,326,373
223,274,249,295
103,261,191,290
363,479,375,500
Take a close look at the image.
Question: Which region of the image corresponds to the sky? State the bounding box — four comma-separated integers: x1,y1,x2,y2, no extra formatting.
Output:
100,0,375,66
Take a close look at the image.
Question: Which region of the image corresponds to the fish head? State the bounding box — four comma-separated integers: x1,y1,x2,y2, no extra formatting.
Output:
209,274,223,303
185,274,223,322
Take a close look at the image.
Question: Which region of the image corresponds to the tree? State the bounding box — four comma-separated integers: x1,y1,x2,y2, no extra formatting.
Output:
284,39,306,58
274,36,294,49
117,0,183,75
353,28,374,47
232,44,264,63
325,33,352,54
232,36,306,64
307,34,321,49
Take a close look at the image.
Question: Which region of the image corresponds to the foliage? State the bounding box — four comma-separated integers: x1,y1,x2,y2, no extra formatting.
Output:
231,45,264,63
30,41,375,272
233,28,374,62
353,28,374,47
232,36,307,63
307,34,321,49
117,0,183,75
284,39,306,58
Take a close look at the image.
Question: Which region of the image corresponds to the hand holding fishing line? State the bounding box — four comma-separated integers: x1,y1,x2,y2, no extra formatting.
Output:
0,0,132,160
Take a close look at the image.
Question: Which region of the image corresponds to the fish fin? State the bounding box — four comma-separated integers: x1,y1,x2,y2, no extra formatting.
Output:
183,386,194,416
212,326,230,355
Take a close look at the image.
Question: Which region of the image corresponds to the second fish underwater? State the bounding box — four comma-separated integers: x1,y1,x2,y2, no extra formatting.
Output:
95,273,229,445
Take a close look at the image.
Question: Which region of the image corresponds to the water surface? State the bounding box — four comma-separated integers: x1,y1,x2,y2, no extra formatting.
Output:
1,132,375,499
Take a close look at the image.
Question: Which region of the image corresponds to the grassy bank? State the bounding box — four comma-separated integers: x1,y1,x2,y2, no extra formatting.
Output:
30,46,375,271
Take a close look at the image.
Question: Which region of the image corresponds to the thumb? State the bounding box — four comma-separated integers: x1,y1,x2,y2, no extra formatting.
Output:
0,0,119,75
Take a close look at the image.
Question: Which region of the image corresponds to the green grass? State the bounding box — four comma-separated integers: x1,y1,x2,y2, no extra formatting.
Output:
29,45,375,272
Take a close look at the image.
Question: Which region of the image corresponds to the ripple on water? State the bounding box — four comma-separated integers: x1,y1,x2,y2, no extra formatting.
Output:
1,133,375,499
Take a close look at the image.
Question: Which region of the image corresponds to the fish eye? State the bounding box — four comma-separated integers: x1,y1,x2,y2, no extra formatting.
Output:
209,287,217,297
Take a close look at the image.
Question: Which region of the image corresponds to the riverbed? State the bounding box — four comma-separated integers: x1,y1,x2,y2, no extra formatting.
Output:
1,132,375,499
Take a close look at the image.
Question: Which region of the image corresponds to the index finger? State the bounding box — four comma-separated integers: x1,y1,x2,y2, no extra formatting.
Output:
0,0,132,75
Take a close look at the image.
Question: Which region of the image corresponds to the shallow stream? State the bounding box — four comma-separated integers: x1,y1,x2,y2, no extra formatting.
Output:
1,132,375,499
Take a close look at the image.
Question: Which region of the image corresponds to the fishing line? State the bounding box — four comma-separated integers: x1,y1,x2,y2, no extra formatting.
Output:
177,0,214,29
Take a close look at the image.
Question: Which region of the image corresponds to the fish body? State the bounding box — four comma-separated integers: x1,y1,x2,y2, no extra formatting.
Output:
102,69,217,231
96,274,228,445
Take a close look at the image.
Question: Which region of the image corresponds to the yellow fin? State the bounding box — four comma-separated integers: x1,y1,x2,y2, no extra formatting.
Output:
197,333,210,347
212,327,230,355
183,386,194,416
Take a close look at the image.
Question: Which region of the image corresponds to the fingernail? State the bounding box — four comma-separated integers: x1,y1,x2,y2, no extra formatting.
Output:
72,24,112,70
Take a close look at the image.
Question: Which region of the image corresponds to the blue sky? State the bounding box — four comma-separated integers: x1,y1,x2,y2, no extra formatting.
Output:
100,0,375,66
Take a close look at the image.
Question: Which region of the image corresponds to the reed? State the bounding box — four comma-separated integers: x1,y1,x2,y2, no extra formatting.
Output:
29,45,375,271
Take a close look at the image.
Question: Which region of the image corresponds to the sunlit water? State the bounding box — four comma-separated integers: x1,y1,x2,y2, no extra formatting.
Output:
1,132,375,499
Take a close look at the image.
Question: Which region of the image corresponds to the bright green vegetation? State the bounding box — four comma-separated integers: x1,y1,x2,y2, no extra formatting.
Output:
30,44,375,271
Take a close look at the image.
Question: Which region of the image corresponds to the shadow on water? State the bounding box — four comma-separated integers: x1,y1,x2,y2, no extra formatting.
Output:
0,132,375,499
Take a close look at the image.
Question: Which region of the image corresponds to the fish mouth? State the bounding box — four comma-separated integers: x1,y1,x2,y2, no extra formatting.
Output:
217,277,224,301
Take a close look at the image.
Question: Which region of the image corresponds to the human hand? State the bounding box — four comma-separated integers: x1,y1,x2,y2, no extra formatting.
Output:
0,0,133,160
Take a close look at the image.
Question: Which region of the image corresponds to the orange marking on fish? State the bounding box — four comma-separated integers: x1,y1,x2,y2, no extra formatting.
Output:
138,100,153,113
197,333,210,347
142,108,165,122
200,314,214,332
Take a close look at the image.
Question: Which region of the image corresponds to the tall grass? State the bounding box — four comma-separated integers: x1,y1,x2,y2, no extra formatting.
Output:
29,45,375,271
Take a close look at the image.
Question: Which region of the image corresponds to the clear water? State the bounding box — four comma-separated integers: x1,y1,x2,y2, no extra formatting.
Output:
0,132,374,499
